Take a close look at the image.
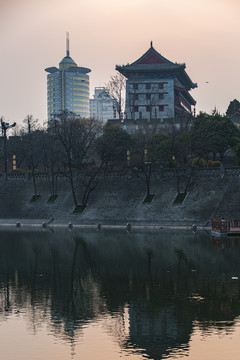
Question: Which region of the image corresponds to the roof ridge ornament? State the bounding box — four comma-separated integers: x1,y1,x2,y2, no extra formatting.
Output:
150,40,153,48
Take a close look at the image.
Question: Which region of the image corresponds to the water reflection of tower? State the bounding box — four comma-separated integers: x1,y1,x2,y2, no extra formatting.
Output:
124,236,192,359
127,300,192,358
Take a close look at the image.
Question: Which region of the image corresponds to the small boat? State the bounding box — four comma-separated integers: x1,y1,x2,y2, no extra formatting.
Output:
211,218,240,237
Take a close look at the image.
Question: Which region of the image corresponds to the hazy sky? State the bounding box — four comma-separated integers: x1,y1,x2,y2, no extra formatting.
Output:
0,0,239,126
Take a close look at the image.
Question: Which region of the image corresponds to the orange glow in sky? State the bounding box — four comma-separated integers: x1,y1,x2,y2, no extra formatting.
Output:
0,0,239,125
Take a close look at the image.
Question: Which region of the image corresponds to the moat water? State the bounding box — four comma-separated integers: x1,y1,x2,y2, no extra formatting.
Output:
0,228,240,360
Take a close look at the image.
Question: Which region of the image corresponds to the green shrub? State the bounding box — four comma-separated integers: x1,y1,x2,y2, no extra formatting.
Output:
47,195,58,203
27,169,39,173
207,160,214,167
173,192,187,204
73,205,86,214
212,160,221,167
190,157,206,167
30,194,40,202
67,167,78,171
143,194,155,203
207,160,221,167
9,168,23,173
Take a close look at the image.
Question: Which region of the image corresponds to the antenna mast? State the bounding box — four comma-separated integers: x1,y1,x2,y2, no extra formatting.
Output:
66,31,70,57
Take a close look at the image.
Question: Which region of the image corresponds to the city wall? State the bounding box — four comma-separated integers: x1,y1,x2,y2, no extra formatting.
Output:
0,168,240,228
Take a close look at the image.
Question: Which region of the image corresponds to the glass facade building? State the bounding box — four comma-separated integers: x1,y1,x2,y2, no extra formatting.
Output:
45,38,91,121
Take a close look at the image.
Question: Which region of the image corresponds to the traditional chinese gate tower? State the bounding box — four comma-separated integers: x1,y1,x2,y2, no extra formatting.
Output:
116,43,197,122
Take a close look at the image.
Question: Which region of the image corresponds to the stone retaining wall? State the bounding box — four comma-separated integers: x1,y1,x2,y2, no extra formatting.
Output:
0,173,240,225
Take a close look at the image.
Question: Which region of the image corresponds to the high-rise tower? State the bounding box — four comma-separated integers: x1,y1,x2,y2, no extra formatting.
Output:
45,33,91,121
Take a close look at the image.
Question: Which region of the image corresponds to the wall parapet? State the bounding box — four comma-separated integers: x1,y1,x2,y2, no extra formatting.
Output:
2,166,240,182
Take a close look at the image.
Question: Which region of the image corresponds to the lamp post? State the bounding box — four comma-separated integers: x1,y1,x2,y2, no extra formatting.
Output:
1,119,16,173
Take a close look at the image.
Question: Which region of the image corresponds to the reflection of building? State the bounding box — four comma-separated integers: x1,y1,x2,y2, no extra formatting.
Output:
2,230,240,359
90,87,114,122
116,42,197,122
128,303,192,359
45,33,91,121
212,236,240,250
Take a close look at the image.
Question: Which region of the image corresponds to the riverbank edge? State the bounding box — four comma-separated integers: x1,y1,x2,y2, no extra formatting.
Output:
0,219,212,232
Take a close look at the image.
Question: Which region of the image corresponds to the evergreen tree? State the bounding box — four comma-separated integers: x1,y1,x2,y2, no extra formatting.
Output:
226,99,240,117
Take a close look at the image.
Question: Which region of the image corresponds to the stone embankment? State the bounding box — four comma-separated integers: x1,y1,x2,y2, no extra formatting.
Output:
0,168,240,230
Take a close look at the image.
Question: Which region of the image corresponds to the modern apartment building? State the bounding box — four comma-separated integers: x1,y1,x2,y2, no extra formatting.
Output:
90,87,114,122
45,34,91,121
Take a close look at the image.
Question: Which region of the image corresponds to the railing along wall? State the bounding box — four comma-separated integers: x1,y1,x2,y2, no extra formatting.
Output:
5,172,69,182
2,166,240,182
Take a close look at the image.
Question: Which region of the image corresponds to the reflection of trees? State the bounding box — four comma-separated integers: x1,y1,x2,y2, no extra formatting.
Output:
1,230,240,359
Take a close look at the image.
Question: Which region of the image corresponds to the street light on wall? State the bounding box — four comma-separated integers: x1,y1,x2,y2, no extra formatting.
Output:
1,119,16,173
144,148,148,163
12,155,17,171
127,150,131,167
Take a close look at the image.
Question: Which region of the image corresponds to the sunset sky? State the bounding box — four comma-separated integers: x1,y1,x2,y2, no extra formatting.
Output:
0,0,239,126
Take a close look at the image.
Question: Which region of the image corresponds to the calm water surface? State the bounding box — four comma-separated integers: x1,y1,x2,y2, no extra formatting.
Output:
0,229,240,360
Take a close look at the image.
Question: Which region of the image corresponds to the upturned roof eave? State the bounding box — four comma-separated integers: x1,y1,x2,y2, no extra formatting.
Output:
116,65,197,90
116,45,197,90
175,85,196,105
181,91,196,106
116,64,184,76
178,70,198,90
175,106,193,116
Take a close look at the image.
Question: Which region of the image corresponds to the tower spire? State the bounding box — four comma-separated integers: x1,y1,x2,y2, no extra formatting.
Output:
66,31,70,57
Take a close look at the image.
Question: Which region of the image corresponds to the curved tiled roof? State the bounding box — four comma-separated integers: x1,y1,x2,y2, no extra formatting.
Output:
116,45,197,90
131,45,177,65
116,63,184,72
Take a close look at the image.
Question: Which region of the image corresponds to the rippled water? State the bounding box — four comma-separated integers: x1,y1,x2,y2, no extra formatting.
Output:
0,229,240,359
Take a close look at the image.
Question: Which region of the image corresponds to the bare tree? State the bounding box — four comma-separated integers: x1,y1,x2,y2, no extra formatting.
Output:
126,90,138,121
132,129,170,202
50,111,103,211
42,129,63,200
106,72,126,120
0,139,3,173
145,88,159,120
160,119,194,202
79,165,103,210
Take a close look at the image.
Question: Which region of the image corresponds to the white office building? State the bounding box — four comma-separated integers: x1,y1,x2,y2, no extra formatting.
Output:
90,87,114,123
